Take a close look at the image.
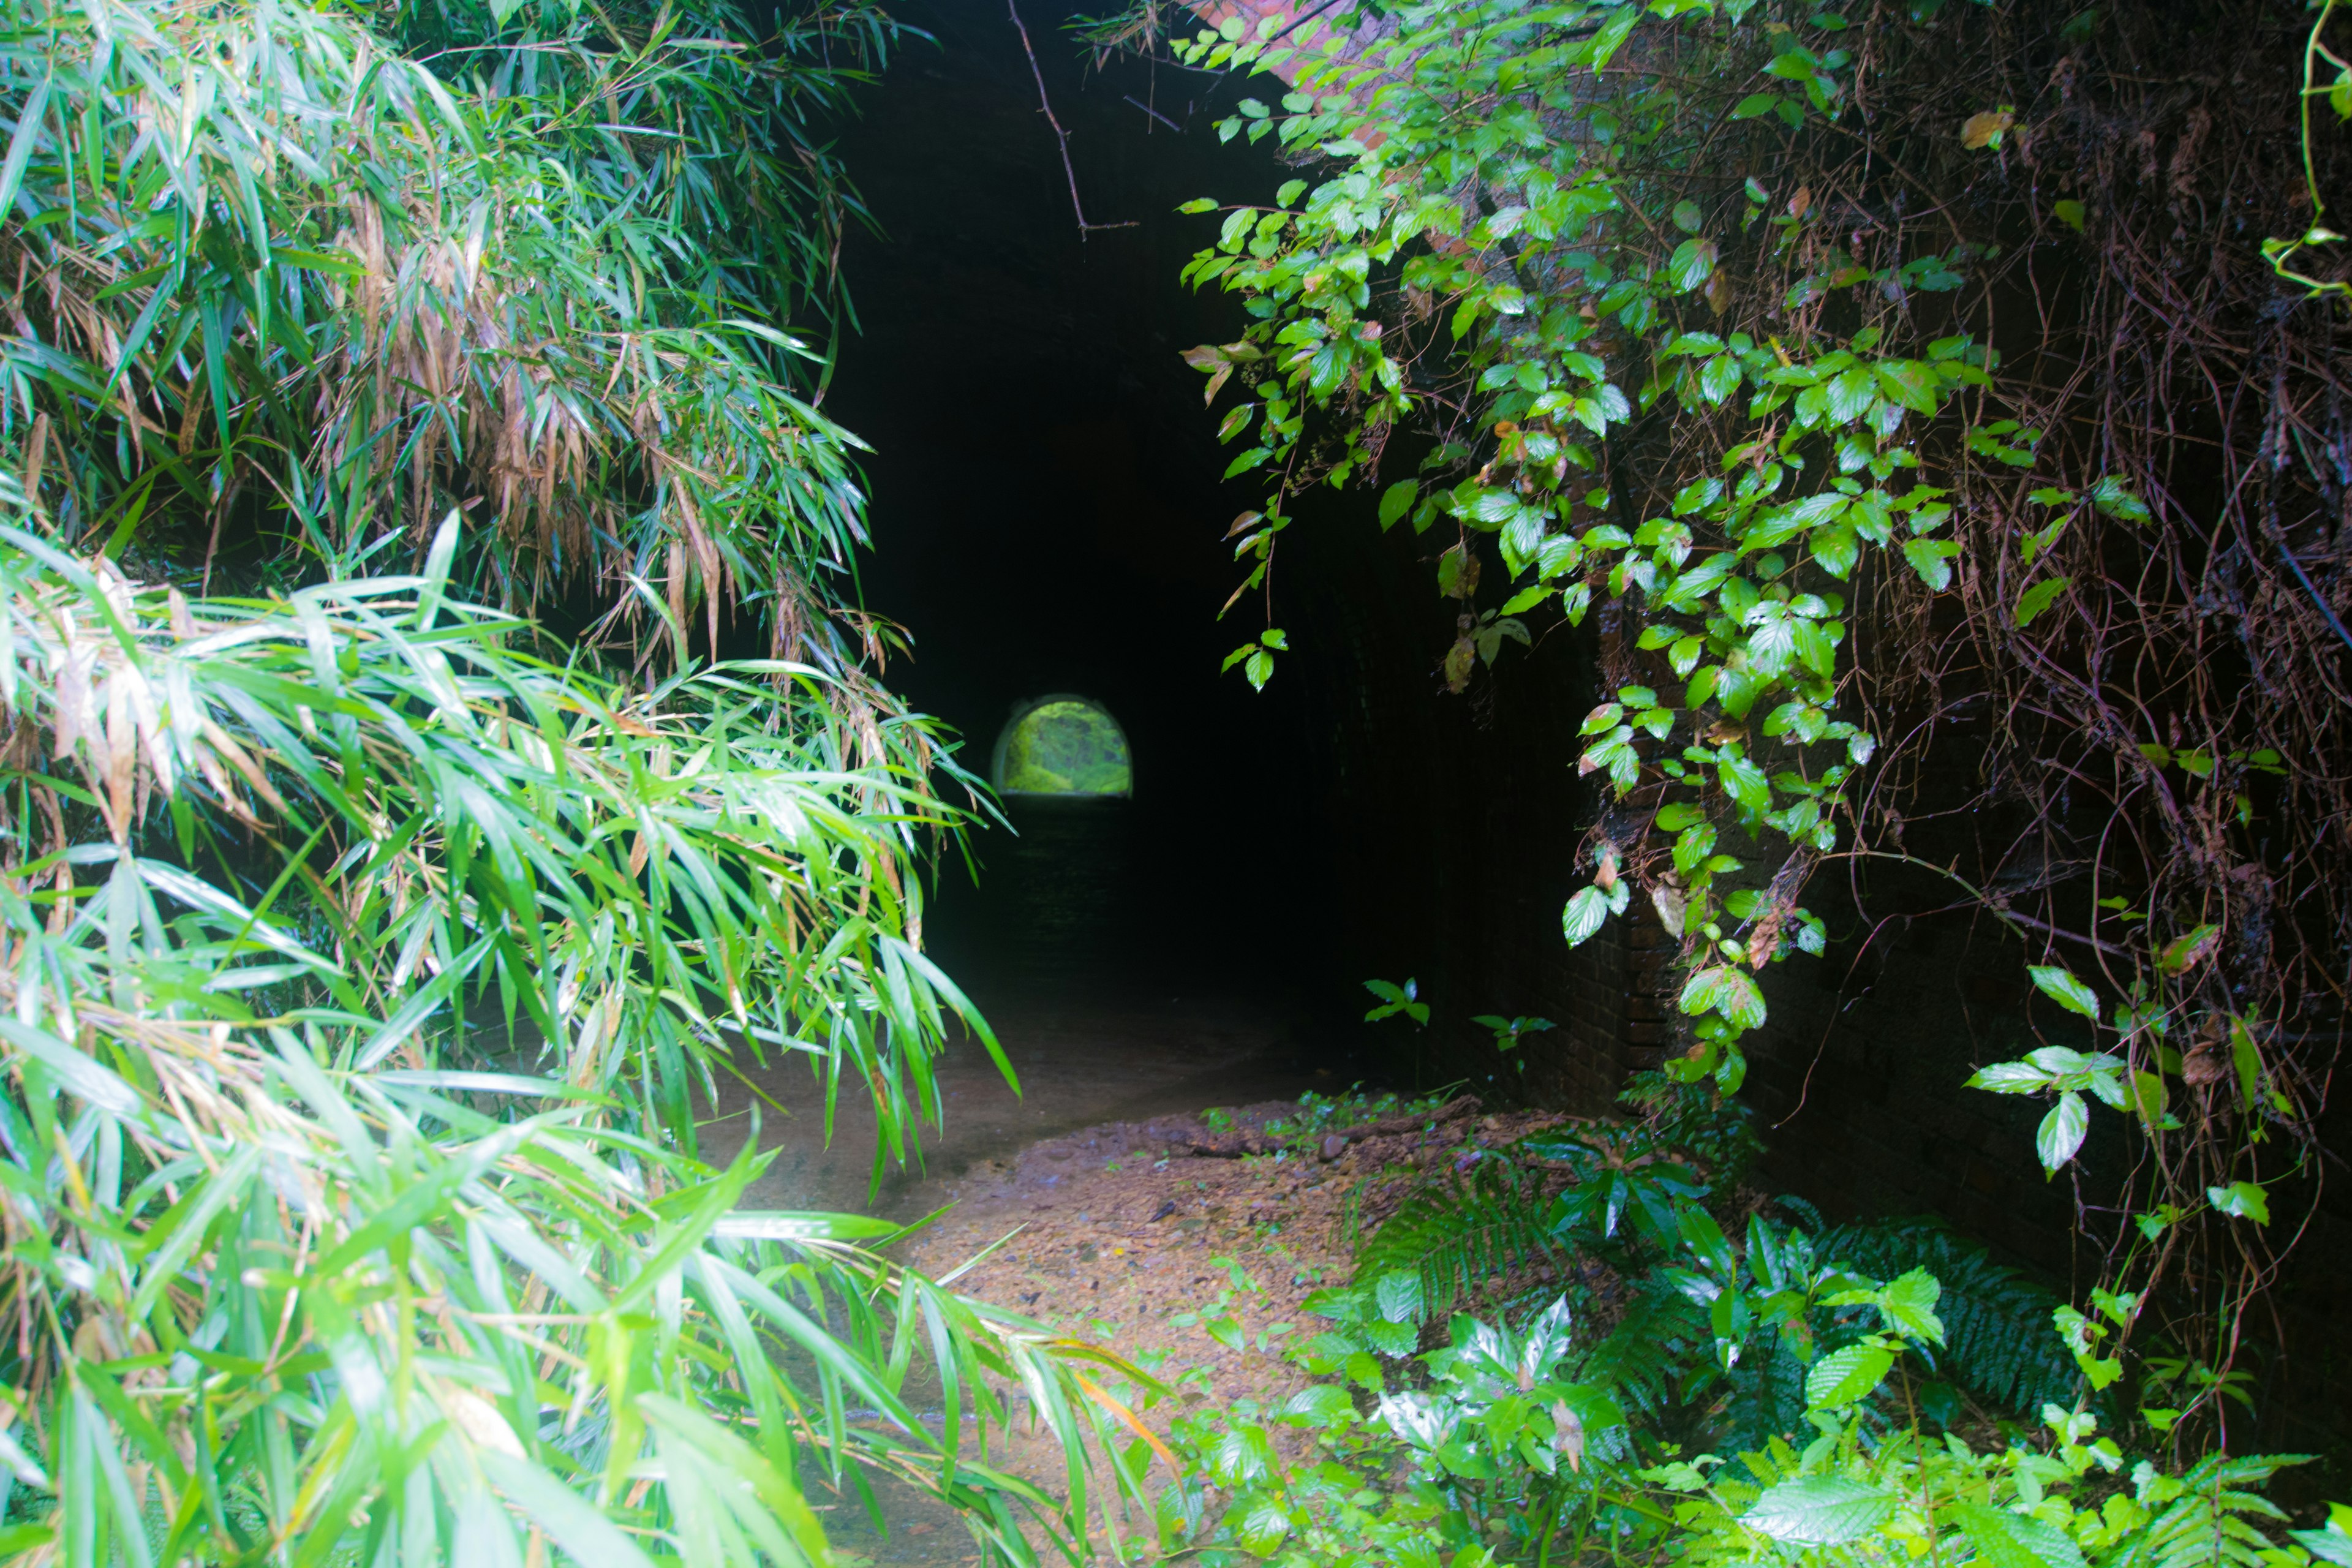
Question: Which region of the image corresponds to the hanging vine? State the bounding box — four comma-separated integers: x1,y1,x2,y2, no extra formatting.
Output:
1121,0,2352,1452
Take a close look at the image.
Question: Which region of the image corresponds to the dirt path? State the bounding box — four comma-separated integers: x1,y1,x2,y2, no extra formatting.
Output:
786,1093,1576,1567
695,992,1329,1216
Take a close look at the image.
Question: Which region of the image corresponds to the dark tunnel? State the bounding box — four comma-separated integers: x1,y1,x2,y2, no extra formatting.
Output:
777,11,2169,1355
816,0,1610,1115
821,4,1340,1040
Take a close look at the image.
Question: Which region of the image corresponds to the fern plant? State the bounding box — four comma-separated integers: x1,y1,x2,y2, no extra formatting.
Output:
1352,1159,1562,1322
1815,1215,2082,1420
1352,1088,2087,1468
2107,1451,2308,1568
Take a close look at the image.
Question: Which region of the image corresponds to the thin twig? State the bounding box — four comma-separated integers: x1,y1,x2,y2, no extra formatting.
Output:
1008,0,1137,240
1122,94,1181,133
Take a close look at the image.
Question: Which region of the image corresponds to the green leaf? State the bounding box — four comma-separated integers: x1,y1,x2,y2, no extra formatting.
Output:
481,1452,662,1568
2027,965,2100,1018
2013,575,2071,627
1379,479,1419,530
1877,1267,1946,1346
1373,1270,1423,1325
1717,752,1771,813
2230,1014,2263,1111
1968,1060,2051,1093
1803,1344,1896,1410
2156,923,2220,974
1281,1384,1354,1427
1950,1501,2088,1568
1667,237,1718,293
2035,1091,2089,1172
1562,886,1611,946
2207,1181,2269,1224
1860,360,1932,417
1678,967,1766,1030
1700,355,1742,404
1745,1476,1896,1545
1903,537,1961,589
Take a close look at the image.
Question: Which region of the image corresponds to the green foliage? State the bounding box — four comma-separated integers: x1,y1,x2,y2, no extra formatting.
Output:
1145,0,2331,1461
1,0,892,644
998,700,1133,795
1348,1082,2084,1463
1259,1083,1455,1147
0,511,1151,1562
1354,1161,1559,1321
1144,1228,2325,1568
1362,975,1430,1027
1815,1216,2080,1419
0,0,1161,1553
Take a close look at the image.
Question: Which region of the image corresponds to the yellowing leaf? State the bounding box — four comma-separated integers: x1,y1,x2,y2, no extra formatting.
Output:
1961,108,2014,149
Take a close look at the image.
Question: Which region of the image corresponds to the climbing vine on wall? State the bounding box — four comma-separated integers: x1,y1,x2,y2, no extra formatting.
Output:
1130,0,2352,1450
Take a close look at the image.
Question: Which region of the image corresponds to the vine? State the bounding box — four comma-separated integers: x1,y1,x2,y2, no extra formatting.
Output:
1140,0,2352,1453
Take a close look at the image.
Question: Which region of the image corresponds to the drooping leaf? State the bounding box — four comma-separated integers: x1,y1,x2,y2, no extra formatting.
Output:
2036,1091,2090,1172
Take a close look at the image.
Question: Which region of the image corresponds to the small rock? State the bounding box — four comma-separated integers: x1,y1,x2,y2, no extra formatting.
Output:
1320,1134,1348,1161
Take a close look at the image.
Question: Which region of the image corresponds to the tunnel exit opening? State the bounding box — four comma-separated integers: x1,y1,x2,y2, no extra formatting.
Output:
992,695,1134,797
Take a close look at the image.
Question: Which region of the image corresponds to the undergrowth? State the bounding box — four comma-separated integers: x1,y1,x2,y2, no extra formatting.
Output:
1110,1068,2348,1568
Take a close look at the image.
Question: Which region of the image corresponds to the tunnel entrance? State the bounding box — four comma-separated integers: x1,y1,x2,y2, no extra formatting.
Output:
992,695,1133,796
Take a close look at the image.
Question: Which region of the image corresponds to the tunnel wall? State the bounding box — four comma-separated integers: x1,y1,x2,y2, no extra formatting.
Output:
1273,515,2348,1455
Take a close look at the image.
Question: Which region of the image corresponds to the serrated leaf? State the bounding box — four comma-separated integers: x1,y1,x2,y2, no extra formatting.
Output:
1667,237,1718,293
1700,354,1742,405
2207,1181,2269,1224
1373,1269,1423,1325
1678,967,1766,1030
1804,1344,1895,1410
1379,479,1419,530
1966,1060,2049,1093
1746,1476,1896,1545
2027,964,2100,1018
1903,537,1961,589
1950,1501,2087,1568
2013,575,2070,628
1878,1267,1945,1346
1562,885,1611,946
2036,1091,2089,1172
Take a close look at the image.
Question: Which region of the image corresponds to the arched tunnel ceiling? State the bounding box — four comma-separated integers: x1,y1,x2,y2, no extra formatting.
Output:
821,1,1604,1073
821,0,1335,994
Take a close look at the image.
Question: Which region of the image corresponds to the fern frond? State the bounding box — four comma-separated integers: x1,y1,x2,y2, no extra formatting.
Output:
1354,1164,1559,1319
1817,1216,2079,1418
2114,1452,2310,1568
1714,1324,1814,1453
1575,1286,1706,1425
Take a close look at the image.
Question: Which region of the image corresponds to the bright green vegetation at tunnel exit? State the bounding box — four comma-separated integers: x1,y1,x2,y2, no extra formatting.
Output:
1001,700,1134,795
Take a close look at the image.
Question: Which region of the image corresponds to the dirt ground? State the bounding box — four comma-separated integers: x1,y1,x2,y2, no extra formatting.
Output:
809,1094,1580,1567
